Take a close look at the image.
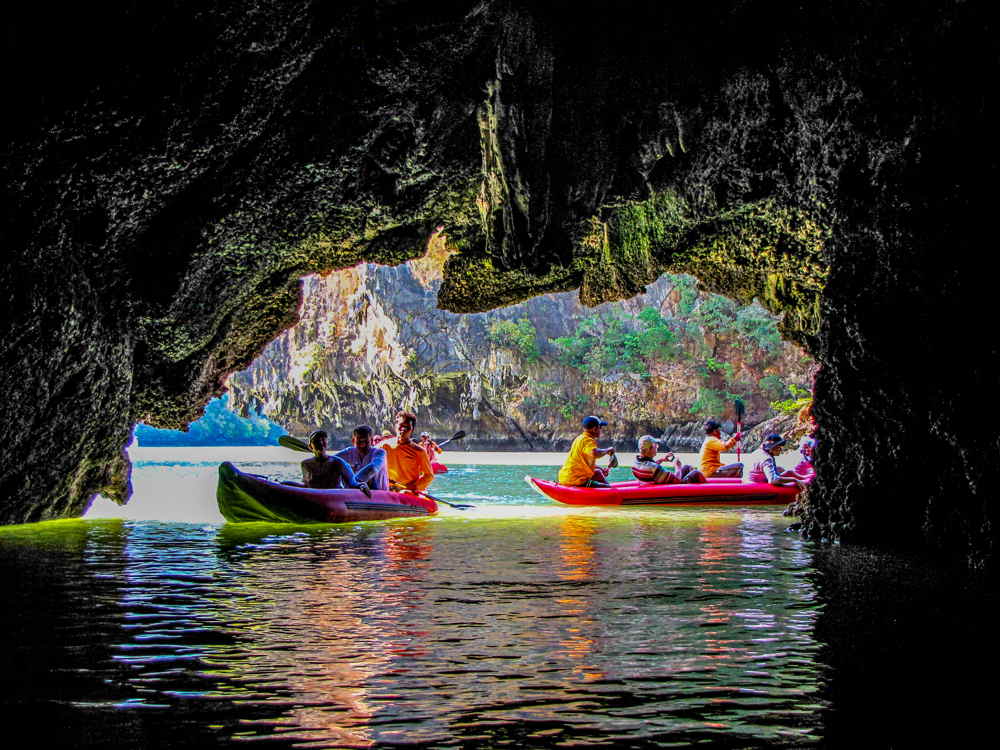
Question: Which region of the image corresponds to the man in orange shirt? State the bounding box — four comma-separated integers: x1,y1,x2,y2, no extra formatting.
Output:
383,411,436,493
699,419,744,478
557,416,616,487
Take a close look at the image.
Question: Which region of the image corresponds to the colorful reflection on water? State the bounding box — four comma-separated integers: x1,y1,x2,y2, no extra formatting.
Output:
1,453,828,747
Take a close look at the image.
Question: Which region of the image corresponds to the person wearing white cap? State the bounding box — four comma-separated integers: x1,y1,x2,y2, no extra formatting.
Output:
557,415,616,487
418,431,442,462
631,436,705,484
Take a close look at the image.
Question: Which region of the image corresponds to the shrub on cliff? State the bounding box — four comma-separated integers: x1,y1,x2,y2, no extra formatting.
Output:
487,318,540,362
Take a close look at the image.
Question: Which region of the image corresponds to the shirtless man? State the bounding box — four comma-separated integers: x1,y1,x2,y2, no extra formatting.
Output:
301,430,371,496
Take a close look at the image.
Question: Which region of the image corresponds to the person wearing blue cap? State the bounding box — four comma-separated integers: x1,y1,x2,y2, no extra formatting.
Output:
747,433,808,489
557,416,616,487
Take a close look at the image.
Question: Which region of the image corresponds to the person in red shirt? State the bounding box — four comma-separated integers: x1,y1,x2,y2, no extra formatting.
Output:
418,431,442,460
792,436,816,483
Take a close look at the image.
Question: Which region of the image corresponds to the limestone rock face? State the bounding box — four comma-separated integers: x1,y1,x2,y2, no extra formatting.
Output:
1,2,995,574
226,253,811,451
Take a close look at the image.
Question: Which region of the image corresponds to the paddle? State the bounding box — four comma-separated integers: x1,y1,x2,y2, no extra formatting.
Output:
435,430,466,449
418,489,475,510
389,482,475,510
734,398,746,463
279,434,311,453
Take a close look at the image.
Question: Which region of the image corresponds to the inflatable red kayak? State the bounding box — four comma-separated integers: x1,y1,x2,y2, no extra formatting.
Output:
217,462,437,523
431,461,448,474
525,476,798,506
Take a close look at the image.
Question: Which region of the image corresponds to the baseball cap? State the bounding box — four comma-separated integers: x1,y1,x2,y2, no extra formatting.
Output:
762,433,787,448
582,415,608,428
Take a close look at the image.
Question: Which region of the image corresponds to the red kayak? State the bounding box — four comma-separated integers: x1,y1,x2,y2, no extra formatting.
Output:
217,462,437,523
525,476,798,506
431,461,448,474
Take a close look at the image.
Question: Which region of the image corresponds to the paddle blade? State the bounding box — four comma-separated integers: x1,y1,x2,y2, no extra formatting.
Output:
435,430,467,448
734,398,746,423
278,435,311,453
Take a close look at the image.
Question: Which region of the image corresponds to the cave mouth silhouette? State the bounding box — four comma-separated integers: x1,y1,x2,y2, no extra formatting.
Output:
1,2,995,579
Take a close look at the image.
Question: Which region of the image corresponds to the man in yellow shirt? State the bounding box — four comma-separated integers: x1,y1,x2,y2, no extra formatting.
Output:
383,410,436,493
699,419,744,478
558,416,616,487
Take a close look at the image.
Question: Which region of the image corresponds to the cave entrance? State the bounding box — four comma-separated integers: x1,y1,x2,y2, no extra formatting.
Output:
142,246,815,457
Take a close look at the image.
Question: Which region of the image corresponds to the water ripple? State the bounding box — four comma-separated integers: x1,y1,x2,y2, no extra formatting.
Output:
3,475,827,747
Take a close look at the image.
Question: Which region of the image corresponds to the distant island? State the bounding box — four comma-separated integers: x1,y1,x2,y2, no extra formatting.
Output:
134,395,285,447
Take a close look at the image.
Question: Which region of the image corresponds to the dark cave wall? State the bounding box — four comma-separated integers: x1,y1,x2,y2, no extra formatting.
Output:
1,1,996,573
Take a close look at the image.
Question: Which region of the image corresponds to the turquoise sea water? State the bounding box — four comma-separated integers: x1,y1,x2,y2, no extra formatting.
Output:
4,449,988,747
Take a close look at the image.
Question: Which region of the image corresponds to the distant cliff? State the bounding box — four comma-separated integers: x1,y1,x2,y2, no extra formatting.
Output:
227,242,813,451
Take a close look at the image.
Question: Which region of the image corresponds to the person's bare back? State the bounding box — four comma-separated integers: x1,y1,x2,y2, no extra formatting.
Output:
301,455,352,489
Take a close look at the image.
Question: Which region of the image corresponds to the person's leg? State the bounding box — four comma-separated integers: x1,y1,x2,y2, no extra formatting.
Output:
656,470,682,485
714,463,744,478
681,465,707,483
585,469,611,488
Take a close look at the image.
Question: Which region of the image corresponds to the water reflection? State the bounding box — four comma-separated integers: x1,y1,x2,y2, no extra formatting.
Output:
555,516,603,683
2,511,827,747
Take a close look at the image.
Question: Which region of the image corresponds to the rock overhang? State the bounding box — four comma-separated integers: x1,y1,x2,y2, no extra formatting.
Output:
1,1,995,576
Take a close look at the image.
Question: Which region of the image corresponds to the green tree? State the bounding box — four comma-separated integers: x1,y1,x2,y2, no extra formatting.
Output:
488,318,540,361
758,374,789,401
770,384,813,414
735,303,782,353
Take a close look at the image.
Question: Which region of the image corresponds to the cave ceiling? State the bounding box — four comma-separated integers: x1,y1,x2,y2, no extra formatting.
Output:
2,1,996,576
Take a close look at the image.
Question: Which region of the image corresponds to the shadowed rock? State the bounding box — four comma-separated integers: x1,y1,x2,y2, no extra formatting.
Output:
1,1,995,576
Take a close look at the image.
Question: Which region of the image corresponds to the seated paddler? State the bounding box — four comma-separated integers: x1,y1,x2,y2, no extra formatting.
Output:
748,433,808,490
335,424,389,491
699,419,744,478
631,435,706,484
301,430,371,496
382,410,435,493
557,415,616,488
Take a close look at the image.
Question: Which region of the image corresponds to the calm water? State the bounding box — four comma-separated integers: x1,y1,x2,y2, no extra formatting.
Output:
3,450,986,747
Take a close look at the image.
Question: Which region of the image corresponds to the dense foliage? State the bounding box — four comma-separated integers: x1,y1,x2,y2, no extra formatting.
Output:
135,395,285,446
512,274,812,419
487,318,540,361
